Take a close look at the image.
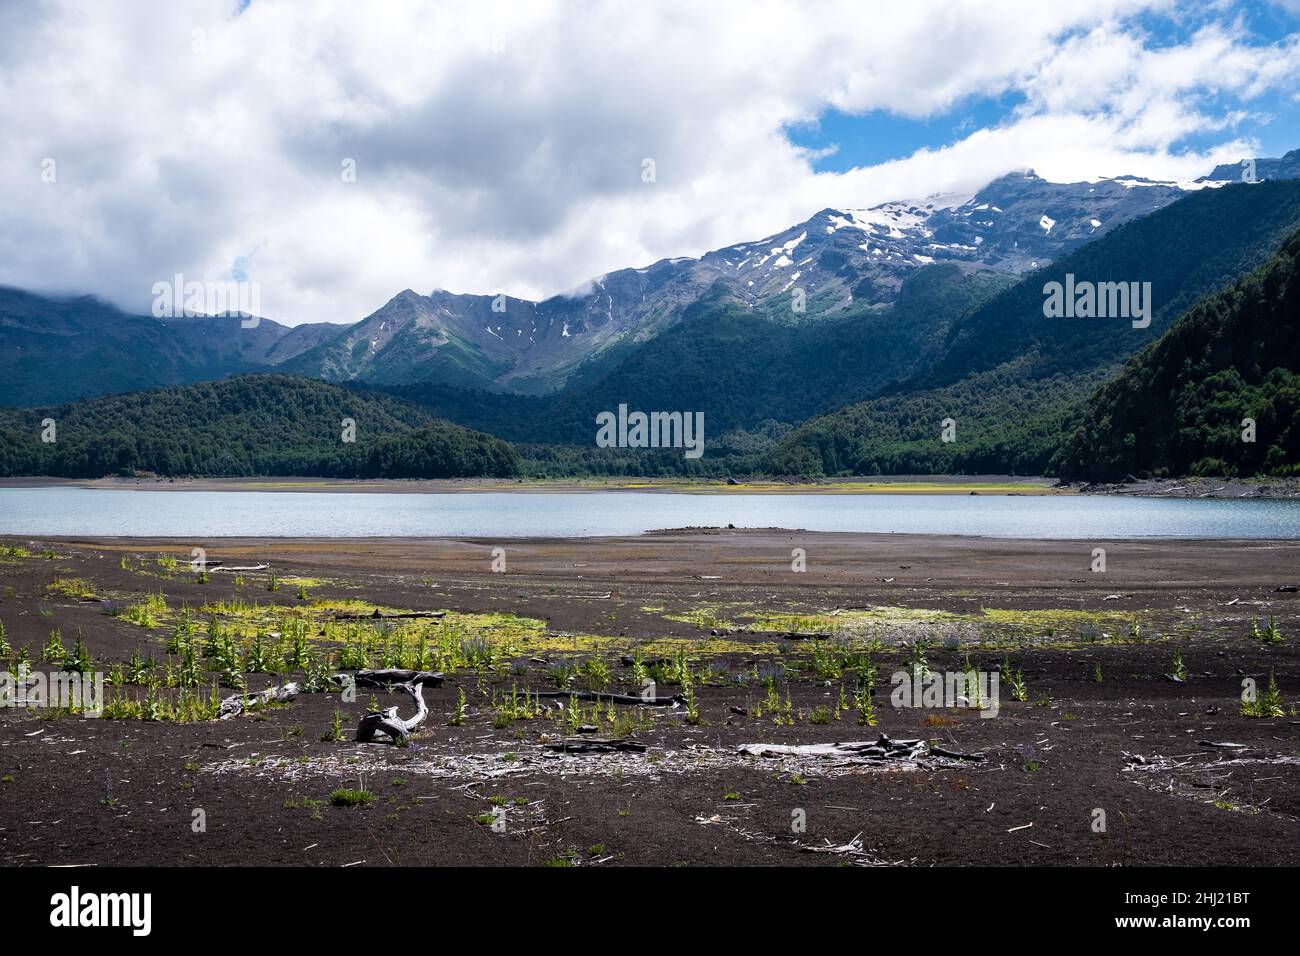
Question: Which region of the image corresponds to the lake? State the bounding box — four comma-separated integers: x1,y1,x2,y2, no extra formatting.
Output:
0,487,1298,538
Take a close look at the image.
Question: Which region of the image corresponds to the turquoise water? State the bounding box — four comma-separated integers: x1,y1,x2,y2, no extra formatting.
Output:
0,487,1297,538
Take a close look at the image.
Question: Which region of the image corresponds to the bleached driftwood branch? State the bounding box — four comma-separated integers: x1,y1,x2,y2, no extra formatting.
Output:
355,673,441,744
219,682,300,719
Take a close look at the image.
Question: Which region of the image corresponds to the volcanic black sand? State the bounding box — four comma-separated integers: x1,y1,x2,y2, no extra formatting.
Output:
0,530,1297,867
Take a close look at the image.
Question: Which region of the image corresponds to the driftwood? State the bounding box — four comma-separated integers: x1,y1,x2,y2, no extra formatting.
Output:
350,668,445,689
219,682,300,719
355,673,440,744
800,832,867,857
726,629,832,642
544,737,646,753
739,734,983,763
530,689,684,707
930,745,985,762
208,563,269,573
620,655,671,668
333,609,447,621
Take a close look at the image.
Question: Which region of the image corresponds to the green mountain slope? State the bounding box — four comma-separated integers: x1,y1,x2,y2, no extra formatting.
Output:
1058,228,1300,480
0,286,342,407
0,375,519,478
378,264,1015,446
769,180,1300,477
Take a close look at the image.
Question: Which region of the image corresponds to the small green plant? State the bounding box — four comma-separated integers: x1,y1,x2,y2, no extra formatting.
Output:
267,570,280,593
682,670,701,725
579,656,611,692
245,631,275,673
1242,670,1285,718
449,686,467,726
907,639,930,681
1249,616,1284,645
1003,656,1027,702
123,592,167,628
65,631,93,673
329,787,374,807
41,628,67,665
1171,650,1187,681
1092,662,1103,684
321,708,345,742
853,679,877,727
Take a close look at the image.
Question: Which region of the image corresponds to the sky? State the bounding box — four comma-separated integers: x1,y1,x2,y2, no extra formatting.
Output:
0,0,1298,326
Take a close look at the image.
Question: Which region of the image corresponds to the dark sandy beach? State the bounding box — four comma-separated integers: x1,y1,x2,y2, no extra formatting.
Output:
1,530,1297,867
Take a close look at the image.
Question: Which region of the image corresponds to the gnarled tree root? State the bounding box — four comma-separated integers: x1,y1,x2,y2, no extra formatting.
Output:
355,674,440,744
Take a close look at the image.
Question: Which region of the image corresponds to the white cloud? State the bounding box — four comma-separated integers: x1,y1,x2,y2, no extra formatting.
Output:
0,0,1296,325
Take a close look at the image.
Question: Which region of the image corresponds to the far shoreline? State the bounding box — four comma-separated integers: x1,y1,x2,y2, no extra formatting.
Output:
0,475,1067,495
1,474,1297,498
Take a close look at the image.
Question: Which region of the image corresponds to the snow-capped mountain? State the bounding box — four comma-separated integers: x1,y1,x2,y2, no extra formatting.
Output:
4,152,1291,407
285,165,1233,393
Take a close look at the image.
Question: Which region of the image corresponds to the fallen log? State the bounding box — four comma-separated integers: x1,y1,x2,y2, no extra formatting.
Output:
737,734,985,763
208,564,270,573
333,609,447,620
348,668,445,689
619,655,671,668
800,832,866,857
530,688,684,707
734,630,832,641
544,737,646,754
219,682,300,719
930,745,986,762
356,676,437,744
738,739,912,760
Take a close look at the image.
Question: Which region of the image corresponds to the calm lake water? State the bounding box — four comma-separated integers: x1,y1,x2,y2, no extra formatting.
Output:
0,487,1298,538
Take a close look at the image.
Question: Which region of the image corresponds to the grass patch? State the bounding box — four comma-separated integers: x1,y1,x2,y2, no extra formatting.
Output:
329,787,374,807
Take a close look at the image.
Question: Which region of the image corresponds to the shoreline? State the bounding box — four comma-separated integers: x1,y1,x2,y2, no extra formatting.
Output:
2,474,1297,498
0,475,1064,495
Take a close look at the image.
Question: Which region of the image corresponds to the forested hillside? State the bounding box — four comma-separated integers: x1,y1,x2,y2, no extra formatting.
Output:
767,180,1300,477
0,375,519,479
378,264,1014,445
1058,228,1300,479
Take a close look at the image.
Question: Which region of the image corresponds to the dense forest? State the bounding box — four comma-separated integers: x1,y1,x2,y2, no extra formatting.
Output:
0,375,520,479
766,180,1300,478
1057,227,1300,480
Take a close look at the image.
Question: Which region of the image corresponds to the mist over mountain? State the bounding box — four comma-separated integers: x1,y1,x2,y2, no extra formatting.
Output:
1,157,1261,409
4,150,1300,482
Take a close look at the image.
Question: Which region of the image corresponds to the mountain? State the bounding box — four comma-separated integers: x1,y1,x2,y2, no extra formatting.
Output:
2,164,1190,408
284,169,1209,396
0,374,519,479
0,286,338,407
765,177,1300,477
377,262,1017,444
1058,228,1300,480
1202,147,1300,183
